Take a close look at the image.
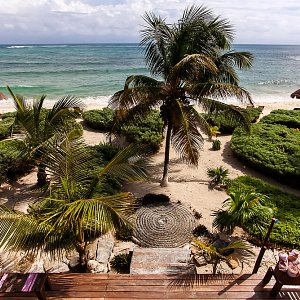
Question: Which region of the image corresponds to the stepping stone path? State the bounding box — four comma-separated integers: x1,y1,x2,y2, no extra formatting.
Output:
133,203,196,248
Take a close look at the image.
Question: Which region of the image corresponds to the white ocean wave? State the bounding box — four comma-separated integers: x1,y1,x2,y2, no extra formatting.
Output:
288,56,300,61
6,45,33,49
258,79,294,86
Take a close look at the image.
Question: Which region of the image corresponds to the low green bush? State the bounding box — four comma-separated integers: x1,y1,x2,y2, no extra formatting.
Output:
260,109,300,129
1,112,17,119
83,109,163,153
140,193,170,206
0,140,32,184
120,110,163,153
203,107,263,134
231,123,300,187
82,108,114,131
212,139,221,150
229,176,300,248
193,224,209,237
115,227,133,241
110,252,132,273
0,117,14,140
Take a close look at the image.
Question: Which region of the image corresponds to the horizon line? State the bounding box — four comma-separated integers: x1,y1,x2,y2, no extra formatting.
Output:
1,42,300,46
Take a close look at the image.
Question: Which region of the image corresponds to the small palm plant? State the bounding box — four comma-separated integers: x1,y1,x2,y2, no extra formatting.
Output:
207,166,229,188
212,188,273,235
193,238,254,275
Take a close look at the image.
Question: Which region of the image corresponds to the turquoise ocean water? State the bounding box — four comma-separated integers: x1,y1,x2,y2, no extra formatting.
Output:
0,43,300,108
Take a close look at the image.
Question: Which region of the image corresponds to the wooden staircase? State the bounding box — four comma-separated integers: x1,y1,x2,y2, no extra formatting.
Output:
3,273,299,299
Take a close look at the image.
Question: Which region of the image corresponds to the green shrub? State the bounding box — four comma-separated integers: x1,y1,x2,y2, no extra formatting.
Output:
120,110,163,153
1,112,17,119
260,109,300,129
231,123,300,187
140,193,170,206
110,252,132,273
115,227,133,241
203,107,263,134
212,139,221,150
0,140,32,184
229,176,300,248
0,118,14,140
193,224,208,237
89,142,121,164
82,108,114,131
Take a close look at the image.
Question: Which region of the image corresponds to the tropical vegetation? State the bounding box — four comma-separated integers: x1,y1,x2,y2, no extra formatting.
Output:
212,187,273,235
6,86,82,186
110,5,253,186
0,131,151,270
83,108,164,153
207,166,229,188
193,238,254,275
203,106,263,134
229,176,300,247
231,110,300,187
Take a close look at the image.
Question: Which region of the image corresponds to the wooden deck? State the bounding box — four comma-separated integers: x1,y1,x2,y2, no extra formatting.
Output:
2,273,300,299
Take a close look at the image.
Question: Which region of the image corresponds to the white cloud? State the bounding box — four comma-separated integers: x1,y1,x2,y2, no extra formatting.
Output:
0,0,299,44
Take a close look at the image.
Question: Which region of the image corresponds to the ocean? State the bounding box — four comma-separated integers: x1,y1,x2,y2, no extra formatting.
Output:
0,43,300,108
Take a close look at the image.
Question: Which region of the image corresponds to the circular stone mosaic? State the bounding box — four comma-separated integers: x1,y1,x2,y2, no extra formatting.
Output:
133,203,196,248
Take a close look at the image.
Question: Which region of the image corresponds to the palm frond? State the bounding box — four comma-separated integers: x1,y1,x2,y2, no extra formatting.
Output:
172,54,218,81
98,143,151,182
141,12,171,76
40,131,94,200
6,85,30,112
0,206,74,256
45,95,82,129
50,193,137,236
219,51,253,69
190,81,253,105
171,100,204,166
194,97,251,132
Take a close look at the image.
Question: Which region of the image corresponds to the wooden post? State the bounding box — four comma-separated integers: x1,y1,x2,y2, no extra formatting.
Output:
252,218,277,274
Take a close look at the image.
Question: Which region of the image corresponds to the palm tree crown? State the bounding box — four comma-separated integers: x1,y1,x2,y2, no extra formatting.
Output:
110,5,253,186
7,86,83,186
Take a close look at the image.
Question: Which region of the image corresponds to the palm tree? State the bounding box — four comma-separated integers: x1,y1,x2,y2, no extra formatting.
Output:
0,132,150,270
7,86,82,186
110,5,253,186
212,188,273,235
193,238,254,275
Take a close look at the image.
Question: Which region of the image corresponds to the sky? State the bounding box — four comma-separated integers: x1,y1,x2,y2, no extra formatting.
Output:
0,0,300,45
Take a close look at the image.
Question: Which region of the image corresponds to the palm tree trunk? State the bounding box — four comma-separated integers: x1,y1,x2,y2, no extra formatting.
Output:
212,261,218,275
37,164,47,187
160,124,172,187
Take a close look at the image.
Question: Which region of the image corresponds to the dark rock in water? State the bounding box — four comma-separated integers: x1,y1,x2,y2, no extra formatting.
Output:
291,89,300,99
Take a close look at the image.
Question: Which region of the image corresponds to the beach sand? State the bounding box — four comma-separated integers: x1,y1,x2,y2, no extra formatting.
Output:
1,99,300,273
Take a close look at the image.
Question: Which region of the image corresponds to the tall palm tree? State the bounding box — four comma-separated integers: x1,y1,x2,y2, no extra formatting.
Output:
110,5,253,186
212,188,273,235
7,86,82,186
0,132,150,269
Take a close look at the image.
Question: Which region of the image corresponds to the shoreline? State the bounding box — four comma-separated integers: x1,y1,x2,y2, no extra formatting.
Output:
1,95,300,114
